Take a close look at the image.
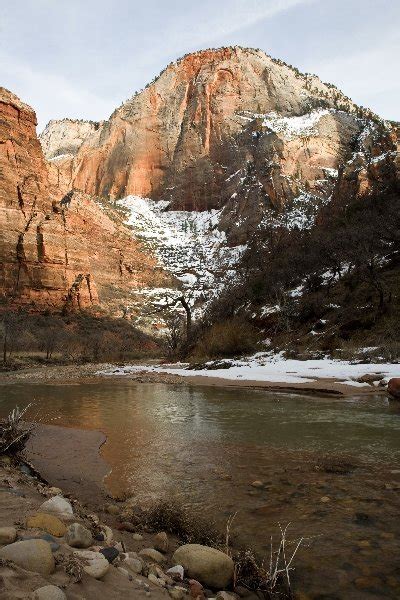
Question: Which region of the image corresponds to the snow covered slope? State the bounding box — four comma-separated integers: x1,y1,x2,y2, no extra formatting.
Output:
116,196,247,328
98,351,399,388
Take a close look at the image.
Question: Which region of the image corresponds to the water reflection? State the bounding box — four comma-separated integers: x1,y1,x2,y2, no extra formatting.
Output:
1,381,400,597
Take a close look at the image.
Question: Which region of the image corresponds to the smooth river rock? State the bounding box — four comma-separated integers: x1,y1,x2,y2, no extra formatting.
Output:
172,544,234,589
73,550,110,579
65,523,93,548
123,556,143,574
20,533,60,552
0,539,55,575
0,526,17,545
139,548,165,564
39,496,73,519
154,531,169,553
27,513,67,537
32,585,67,600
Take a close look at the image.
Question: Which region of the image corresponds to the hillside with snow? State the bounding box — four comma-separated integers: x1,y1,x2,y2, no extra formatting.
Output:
114,196,247,329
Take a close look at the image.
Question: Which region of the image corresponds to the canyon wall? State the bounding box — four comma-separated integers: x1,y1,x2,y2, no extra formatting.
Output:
41,47,398,240
41,47,360,206
1,47,398,315
0,87,167,315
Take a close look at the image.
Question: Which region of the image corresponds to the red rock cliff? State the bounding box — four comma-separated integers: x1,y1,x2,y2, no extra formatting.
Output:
0,87,167,314
49,47,360,208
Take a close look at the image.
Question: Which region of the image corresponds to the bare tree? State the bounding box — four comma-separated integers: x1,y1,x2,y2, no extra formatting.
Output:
1,312,22,363
164,312,186,357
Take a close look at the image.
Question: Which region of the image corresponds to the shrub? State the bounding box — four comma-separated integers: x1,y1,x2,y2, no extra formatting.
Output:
0,406,33,455
192,318,261,360
141,499,222,547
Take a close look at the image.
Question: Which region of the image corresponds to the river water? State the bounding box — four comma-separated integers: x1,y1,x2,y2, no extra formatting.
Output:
1,380,400,598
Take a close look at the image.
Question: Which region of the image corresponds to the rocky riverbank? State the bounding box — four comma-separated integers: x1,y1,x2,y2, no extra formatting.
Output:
0,363,182,386
0,456,247,600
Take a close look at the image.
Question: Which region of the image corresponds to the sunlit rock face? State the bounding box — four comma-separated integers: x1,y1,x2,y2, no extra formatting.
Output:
41,47,356,203
40,47,398,241
0,87,167,314
1,47,399,317
40,119,101,161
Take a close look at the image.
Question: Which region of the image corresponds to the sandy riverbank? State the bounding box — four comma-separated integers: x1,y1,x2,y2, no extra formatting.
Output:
1,360,395,396
1,423,236,600
25,424,110,506
0,455,183,600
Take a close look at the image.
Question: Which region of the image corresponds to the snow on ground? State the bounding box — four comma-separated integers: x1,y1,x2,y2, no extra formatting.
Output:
98,352,399,387
117,196,247,322
258,191,329,232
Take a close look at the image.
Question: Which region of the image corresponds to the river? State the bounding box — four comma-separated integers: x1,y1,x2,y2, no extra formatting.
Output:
1,380,400,598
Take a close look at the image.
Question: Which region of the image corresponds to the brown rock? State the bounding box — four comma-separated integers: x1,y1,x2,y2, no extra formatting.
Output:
0,86,169,315
173,544,234,589
154,531,169,553
0,527,17,544
188,579,206,600
357,373,384,384
139,548,165,564
388,378,400,399
26,513,67,537
0,539,55,575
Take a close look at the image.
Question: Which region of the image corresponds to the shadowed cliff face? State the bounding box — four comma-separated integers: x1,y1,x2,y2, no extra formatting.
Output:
0,87,168,315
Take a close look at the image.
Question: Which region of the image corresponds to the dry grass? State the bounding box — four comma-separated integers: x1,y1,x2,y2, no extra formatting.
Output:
192,318,261,361
132,499,304,598
140,498,223,547
232,524,305,598
0,405,33,455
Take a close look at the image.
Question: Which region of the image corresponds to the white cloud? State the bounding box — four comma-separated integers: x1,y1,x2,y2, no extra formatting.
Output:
308,34,400,119
170,0,317,45
0,52,117,131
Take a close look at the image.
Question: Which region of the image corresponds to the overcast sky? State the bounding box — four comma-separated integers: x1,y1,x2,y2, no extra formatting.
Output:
0,0,399,130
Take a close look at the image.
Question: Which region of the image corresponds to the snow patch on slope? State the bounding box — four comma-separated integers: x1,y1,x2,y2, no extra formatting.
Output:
262,109,330,140
117,196,247,322
238,108,331,140
260,191,329,231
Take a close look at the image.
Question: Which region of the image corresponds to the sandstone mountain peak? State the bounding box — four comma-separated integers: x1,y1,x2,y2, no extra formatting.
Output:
2,49,398,320
41,46,366,209
40,118,101,160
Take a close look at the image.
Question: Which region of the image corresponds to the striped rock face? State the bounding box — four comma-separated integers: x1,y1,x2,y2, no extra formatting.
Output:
0,87,168,314
39,48,398,241
1,48,399,316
